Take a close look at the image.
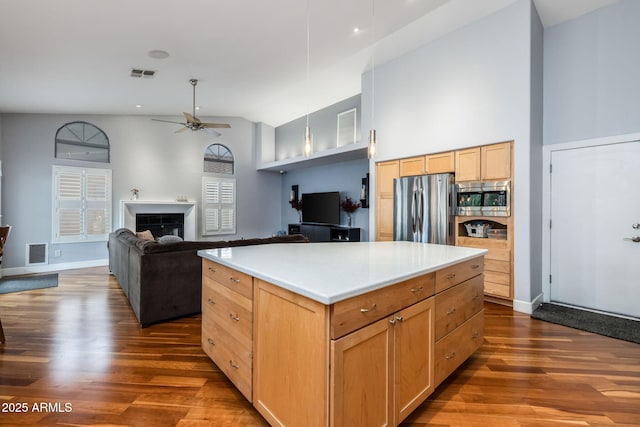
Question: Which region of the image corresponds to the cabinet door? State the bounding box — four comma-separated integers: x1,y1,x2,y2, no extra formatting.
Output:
331,317,393,427
399,156,425,177
425,151,455,174
481,142,511,180
454,148,481,182
376,161,399,241
394,297,435,424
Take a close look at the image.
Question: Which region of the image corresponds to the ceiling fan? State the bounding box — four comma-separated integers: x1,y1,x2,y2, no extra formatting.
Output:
153,79,231,135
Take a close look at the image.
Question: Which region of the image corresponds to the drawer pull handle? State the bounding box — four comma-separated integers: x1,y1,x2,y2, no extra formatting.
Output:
207,298,216,305
229,360,239,369
410,286,424,294
229,277,241,284
229,313,240,322
360,304,377,313
445,351,456,360
446,273,456,280
446,307,456,315
208,267,217,273
389,315,404,325
207,338,215,346
471,264,480,269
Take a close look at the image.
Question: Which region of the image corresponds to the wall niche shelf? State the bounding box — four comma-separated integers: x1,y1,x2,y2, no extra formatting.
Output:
257,142,367,173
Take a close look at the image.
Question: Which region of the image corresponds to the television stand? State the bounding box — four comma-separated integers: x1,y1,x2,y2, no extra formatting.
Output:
288,223,360,242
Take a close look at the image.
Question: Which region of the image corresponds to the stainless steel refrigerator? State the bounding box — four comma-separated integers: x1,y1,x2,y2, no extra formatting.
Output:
393,173,455,244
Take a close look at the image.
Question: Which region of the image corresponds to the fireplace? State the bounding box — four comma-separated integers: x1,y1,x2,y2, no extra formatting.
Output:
121,201,197,240
136,213,184,238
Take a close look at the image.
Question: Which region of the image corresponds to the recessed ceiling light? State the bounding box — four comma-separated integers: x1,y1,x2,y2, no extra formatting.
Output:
148,49,170,59
135,104,143,108
353,27,360,33
195,106,201,111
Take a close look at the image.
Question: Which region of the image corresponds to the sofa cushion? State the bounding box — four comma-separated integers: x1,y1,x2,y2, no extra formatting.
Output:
158,235,183,244
136,230,155,241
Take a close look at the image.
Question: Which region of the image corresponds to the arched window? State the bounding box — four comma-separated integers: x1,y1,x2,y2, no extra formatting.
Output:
55,121,110,163
204,143,234,174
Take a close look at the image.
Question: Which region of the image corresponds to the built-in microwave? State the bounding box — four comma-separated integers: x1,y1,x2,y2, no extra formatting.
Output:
455,181,511,217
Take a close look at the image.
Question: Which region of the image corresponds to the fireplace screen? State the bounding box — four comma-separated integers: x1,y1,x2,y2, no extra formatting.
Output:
136,213,184,238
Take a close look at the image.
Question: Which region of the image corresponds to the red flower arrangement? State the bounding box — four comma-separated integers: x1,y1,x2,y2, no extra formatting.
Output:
289,198,303,211
340,197,361,213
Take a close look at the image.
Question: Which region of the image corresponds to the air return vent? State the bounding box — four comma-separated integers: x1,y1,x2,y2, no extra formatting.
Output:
26,243,48,266
130,68,156,78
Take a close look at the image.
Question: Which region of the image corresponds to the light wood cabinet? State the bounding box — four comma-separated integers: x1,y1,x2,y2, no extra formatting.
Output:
455,216,513,300
425,151,455,174
455,142,511,182
481,142,511,180
202,255,484,427
454,147,481,182
201,259,254,401
375,160,399,241
399,156,425,176
331,297,435,426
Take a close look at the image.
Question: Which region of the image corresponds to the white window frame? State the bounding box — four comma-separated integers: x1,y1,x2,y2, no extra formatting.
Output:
52,165,112,243
202,176,236,236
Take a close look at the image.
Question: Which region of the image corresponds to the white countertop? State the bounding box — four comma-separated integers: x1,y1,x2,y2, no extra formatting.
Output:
198,241,487,305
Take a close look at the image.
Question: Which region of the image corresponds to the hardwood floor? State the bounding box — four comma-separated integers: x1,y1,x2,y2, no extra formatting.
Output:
1,267,638,426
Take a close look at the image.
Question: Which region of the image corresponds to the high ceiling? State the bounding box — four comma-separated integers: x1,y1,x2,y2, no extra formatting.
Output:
0,0,617,127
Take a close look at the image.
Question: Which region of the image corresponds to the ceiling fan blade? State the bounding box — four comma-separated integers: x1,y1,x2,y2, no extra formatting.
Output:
175,127,189,133
183,112,196,123
202,123,231,129
152,118,186,125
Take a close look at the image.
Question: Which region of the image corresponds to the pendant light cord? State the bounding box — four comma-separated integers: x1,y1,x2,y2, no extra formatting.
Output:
306,0,310,129
371,0,375,130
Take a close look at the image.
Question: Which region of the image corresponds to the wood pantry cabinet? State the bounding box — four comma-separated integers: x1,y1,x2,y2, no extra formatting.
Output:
375,160,399,241
201,254,485,427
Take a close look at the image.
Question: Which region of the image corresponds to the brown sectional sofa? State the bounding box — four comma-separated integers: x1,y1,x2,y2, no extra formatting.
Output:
108,228,308,327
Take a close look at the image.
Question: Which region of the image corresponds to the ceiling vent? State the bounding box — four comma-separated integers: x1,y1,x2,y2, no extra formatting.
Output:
130,68,156,78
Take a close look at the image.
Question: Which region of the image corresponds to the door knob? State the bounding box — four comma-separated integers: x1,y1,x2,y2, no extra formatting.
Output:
624,236,640,243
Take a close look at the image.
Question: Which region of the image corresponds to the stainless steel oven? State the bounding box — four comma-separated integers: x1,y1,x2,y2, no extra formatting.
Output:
455,181,510,217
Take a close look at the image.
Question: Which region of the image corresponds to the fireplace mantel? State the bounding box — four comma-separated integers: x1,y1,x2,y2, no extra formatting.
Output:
120,200,197,240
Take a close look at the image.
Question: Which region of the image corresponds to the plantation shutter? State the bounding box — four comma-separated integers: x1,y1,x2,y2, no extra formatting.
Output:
53,165,112,243
202,177,236,236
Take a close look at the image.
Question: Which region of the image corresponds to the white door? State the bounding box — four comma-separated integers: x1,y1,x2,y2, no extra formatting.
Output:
550,140,640,318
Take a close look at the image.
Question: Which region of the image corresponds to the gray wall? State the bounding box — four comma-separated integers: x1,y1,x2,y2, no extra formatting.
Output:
544,0,640,145
275,95,361,160
0,113,282,271
362,0,537,306
280,158,370,238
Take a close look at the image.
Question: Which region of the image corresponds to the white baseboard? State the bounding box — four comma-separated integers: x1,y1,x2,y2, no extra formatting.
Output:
513,292,544,314
1,259,109,277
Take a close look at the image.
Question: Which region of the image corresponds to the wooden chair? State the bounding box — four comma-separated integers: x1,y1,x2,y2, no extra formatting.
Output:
0,225,11,343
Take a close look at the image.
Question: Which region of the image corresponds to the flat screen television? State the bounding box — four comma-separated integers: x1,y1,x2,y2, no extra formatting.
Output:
301,191,340,225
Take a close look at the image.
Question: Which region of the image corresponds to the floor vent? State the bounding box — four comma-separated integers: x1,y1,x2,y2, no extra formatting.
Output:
26,243,48,266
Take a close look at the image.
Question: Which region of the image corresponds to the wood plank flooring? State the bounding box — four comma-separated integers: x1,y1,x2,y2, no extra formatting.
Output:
1,267,639,426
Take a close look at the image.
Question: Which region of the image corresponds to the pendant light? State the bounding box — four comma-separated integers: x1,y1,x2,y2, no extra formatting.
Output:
368,0,377,159
303,0,313,157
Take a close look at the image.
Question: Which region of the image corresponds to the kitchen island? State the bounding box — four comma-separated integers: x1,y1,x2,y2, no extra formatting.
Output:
198,241,487,427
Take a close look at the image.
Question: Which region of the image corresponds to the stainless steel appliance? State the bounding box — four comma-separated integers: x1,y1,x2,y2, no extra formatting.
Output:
393,173,454,244
455,180,511,217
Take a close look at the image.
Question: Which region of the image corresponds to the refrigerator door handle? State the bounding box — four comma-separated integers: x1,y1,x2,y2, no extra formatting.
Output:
418,188,425,235
411,182,418,234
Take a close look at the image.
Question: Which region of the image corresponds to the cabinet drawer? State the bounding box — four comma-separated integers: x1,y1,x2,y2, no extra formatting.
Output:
203,259,253,299
435,257,484,293
434,275,484,341
485,259,510,274
484,281,511,299
485,248,510,262
331,273,435,339
434,310,484,386
202,317,252,401
484,270,510,286
203,278,253,346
